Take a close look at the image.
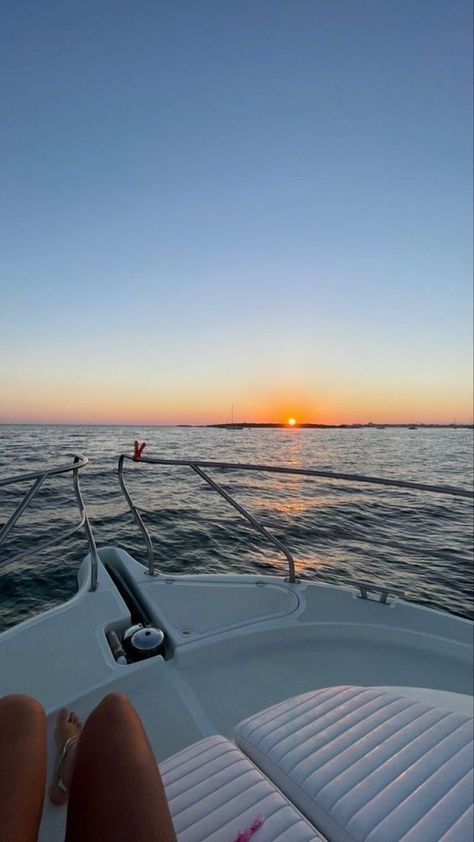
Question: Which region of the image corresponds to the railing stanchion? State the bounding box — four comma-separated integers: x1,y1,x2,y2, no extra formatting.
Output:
0,476,46,543
118,455,155,576
72,457,99,591
0,454,98,589
190,463,296,583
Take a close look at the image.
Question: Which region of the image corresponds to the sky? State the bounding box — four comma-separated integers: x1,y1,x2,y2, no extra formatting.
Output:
1,0,472,425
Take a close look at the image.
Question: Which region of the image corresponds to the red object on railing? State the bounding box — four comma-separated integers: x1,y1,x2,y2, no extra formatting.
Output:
133,441,146,461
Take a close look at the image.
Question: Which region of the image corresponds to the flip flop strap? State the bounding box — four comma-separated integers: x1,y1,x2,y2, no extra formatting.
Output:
56,735,79,792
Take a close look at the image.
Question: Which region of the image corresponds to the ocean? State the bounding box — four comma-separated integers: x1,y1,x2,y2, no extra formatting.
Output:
0,424,473,631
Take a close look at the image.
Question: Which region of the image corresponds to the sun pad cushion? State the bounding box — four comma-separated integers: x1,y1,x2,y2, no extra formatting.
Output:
160,734,326,842
235,685,474,842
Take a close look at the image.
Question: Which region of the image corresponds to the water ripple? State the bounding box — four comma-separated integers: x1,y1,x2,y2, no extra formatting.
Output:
0,425,472,630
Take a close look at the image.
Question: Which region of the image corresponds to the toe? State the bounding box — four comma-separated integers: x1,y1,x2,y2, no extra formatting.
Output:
49,783,68,806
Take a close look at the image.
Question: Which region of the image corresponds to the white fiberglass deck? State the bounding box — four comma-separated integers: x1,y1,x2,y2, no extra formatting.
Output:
0,547,471,841
1,455,473,841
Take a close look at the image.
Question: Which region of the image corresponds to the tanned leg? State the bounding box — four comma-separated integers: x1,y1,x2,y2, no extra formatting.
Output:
65,693,177,842
0,694,46,842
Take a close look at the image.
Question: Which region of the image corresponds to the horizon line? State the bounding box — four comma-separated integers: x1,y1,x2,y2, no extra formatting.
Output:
1,421,473,428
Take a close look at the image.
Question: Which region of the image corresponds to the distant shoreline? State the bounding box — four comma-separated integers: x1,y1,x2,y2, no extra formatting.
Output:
204,423,474,430
1,422,472,429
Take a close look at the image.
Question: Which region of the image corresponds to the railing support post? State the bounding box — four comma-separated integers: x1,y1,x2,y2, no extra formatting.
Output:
0,454,99,590
118,455,155,576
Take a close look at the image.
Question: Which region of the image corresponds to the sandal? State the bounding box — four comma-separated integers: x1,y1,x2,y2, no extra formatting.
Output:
49,735,79,805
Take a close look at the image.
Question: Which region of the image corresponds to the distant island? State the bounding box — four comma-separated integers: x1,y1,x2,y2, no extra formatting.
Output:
202,422,473,430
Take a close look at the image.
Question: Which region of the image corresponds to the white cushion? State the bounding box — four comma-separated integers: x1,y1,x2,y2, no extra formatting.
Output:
235,686,474,842
160,734,324,842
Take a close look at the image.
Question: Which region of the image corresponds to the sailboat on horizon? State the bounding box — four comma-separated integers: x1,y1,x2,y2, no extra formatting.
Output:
225,404,245,430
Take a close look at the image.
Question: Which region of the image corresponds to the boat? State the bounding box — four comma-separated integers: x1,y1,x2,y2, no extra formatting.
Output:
0,450,473,842
222,404,245,429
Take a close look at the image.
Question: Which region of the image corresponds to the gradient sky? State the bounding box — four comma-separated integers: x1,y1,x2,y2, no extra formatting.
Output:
1,0,472,425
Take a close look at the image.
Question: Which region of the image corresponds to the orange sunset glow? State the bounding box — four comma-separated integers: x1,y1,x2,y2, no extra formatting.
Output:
0,367,473,425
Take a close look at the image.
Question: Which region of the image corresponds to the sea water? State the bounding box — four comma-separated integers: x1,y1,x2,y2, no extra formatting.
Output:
0,424,472,631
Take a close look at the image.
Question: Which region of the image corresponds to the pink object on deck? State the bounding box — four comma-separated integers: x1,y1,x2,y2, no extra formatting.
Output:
231,815,265,842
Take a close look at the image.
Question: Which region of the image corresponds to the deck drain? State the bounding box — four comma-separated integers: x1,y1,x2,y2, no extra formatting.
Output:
180,629,194,638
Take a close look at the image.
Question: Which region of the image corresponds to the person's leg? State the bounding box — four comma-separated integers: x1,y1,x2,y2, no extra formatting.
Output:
0,694,46,842
65,693,177,842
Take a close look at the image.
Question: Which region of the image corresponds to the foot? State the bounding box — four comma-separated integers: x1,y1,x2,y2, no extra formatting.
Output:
49,709,81,805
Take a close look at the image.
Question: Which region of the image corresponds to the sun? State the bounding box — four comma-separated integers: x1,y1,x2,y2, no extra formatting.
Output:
287,417,297,426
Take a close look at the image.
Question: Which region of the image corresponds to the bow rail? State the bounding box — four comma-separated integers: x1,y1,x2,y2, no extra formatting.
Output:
0,454,99,591
118,451,474,584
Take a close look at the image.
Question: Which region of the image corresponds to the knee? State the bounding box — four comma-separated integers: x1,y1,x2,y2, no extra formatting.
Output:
0,695,46,740
101,692,130,711
91,692,134,721
0,694,45,719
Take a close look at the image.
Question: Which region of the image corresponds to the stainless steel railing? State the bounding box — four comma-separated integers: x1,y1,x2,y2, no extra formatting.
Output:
118,452,474,583
0,454,99,591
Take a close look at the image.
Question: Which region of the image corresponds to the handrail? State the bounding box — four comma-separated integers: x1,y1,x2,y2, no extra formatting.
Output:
190,463,295,582
0,453,99,591
118,454,154,569
0,454,89,487
123,457,474,498
118,452,474,584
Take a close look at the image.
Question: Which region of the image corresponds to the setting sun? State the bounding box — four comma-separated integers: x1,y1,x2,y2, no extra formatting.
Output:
287,417,297,426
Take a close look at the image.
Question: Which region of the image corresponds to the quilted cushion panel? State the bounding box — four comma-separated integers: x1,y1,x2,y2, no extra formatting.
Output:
160,734,325,842
235,686,474,842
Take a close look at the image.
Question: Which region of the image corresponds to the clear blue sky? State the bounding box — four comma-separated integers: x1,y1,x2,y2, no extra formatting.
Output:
1,0,472,423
